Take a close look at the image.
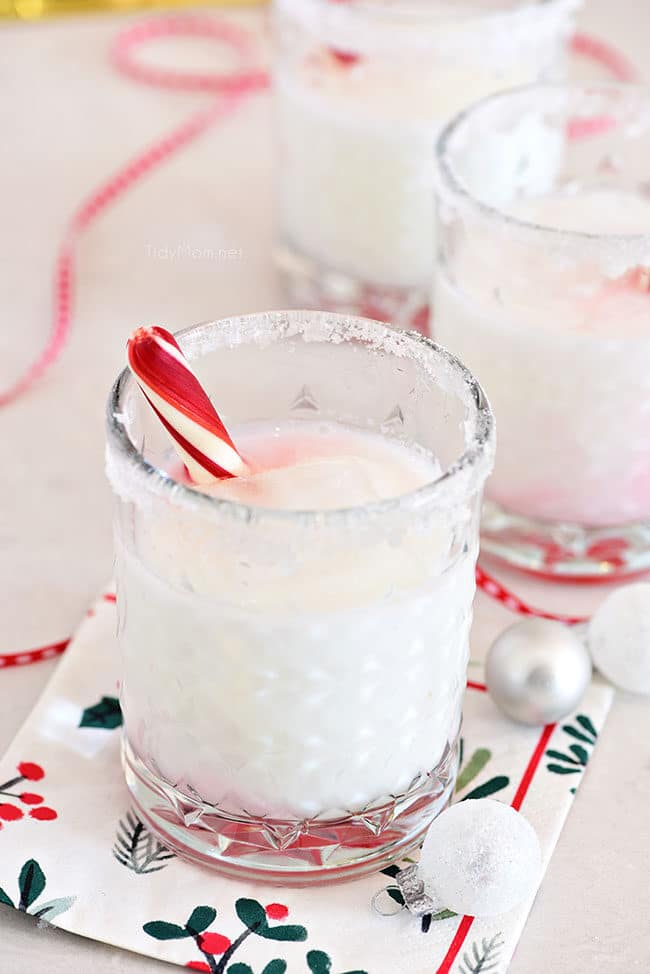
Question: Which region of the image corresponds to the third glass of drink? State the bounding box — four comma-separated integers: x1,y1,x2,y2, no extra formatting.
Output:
106,310,494,882
434,83,650,578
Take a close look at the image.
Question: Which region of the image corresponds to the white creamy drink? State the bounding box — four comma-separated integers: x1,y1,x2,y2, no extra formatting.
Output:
434,84,650,577
118,420,474,818
107,310,494,877
435,189,650,527
274,0,579,322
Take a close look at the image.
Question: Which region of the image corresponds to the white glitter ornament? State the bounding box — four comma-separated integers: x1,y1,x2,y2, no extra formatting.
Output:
418,799,542,918
486,618,592,725
588,583,650,694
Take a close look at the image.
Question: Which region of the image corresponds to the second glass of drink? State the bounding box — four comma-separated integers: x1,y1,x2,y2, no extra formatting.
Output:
273,0,580,329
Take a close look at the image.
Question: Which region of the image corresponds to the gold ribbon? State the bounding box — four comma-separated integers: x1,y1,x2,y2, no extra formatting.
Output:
1,0,263,20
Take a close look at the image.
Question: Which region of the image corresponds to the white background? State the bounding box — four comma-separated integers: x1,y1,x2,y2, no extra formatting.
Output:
1,1,649,970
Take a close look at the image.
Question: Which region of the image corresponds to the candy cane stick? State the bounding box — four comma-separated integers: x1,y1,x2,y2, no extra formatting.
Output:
612,266,650,293
127,325,248,483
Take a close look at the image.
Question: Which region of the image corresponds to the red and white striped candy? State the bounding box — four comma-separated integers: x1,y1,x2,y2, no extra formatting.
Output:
127,325,248,484
616,265,650,293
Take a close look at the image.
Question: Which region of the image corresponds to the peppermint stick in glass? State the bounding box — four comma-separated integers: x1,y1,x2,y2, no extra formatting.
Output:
127,326,248,483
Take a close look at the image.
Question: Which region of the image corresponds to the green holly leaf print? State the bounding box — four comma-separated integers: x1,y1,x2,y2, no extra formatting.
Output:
235,899,307,942
0,887,15,908
235,898,267,931
113,809,175,874
307,952,331,974
561,725,594,745
455,744,509,802
576,715,597,738
18,860,45,910
143,920,192,940
568,744,588,765
186,905,217,934
459,933,503,974
546,749,581,766
79,696,122,730
548,716,597,790
262,961,287,974
462,776,510,802
1,863,74,922
227,965,254,974
455,748,491,793
306,951,367,974
32,896,76,923
263,923,309,942
431,909,457,921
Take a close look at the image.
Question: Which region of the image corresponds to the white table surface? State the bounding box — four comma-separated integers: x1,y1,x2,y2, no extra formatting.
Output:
1,2,649,970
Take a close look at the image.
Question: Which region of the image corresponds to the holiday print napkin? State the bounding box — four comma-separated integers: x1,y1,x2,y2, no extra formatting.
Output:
0,592,612,974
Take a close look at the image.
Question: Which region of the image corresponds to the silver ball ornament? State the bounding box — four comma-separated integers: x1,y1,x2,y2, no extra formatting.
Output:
486,618,592,725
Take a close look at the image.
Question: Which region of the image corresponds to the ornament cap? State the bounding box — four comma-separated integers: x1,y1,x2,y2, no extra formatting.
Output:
393,864,438,917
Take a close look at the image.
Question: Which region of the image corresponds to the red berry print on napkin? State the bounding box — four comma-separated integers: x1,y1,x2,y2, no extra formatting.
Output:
17,762,44,781
0,804,23,821
19,793,43,805
145,900,307,974
197,932,231,955
29,807,57,821
265,904,289,921
0,762,58,830
144,899,367,973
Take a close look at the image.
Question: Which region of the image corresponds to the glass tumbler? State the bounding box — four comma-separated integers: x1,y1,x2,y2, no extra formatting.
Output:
273,0,580,331
106,310,494,883
434,83,650,578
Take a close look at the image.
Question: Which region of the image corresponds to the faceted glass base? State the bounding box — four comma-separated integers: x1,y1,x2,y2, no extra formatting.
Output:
481,499,650,580
122,737,458,886
274,241,430,335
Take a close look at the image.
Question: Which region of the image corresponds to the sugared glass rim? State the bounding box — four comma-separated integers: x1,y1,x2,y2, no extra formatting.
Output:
273,0,583,63
276,0,579,30
435,81,650,247
106,311,494,525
